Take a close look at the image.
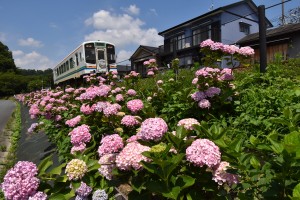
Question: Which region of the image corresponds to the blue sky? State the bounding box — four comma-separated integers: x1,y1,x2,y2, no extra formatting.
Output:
0,0,299,70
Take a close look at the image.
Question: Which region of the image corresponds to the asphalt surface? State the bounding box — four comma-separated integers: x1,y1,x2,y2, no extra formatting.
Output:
0,100,16,133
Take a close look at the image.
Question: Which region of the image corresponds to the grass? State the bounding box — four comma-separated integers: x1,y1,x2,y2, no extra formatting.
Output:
0,97,21,198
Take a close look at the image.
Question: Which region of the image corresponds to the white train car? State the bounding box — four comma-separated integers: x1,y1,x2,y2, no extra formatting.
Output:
53,41,117,85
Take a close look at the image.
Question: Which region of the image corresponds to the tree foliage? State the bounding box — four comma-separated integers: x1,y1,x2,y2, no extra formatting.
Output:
0,41,16,72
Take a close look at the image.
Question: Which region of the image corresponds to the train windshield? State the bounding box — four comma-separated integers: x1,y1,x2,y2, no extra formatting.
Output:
106,44,116,64
84,43,96,64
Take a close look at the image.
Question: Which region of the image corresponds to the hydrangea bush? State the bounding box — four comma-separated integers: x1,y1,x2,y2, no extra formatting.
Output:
2,41,280,199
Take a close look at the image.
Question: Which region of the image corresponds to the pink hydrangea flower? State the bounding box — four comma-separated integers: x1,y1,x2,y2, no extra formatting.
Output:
68,124,91,146
80,104,95,115
127,89,137,96
94,101,109,112
177,118,200,130
71,143,86,154
1,161,40,200
137,118,168,141
121,115,140,127
238,46,254,56
98,154,116,180
103,103,121,117
198,99,211,109
116,141,151,171
98,134,124,157
65,115,81,127
127,99,144,114
212,161,239,186
186,139,221,168
28,191,47,200
147,71,155,76
115,94,124,102
219,68,234,81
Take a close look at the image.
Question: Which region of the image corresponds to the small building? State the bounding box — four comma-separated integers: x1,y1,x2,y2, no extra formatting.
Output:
130,45,160,77
157,0,272,68
236,23,300,62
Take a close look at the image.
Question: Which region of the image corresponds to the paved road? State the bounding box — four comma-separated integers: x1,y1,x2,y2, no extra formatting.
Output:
0,100,16,133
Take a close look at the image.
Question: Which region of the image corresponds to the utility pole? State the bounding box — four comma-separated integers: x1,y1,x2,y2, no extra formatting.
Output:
282,0,285,25
258,5,267,73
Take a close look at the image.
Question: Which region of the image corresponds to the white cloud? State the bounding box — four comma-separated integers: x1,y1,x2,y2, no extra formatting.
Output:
84,9,163,48
19,37,43,48
149,8,158,16
117,50,132,64
0,32,6,42
13,50,54,70
123,5,140,15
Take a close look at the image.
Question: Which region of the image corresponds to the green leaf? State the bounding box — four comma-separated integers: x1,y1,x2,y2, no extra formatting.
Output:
250,156,261,169
49,194,66,200
293,183,300,197
249,135,258,146
230,137,244,152
163,186,181,199
267,132,284,154
284,131,300,153
176,175,195,190
38,155,53,176
49,163,66,175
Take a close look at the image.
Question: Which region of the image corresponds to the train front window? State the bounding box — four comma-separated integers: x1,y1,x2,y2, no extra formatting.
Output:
106,44,116,64
85,43,96,64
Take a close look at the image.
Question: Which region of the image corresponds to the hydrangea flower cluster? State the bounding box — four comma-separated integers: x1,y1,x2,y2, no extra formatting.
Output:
80,103,95,115
28,191,47,200
65,159,88,180
27,122,40,133
186,139,221,168
1,161,40,200
126,89,137,96
68,124,91,154
103,103,121,117
177,118,200,130
98,134,124,157
68,124,91,146
200,39,254,57
76,182,92,198
191,67,234,109
115,94,124,102
137,118,168,141
212,161,239,186
144,58,159,76
65,115,81,127
92,189,108,200
121,115,140,127
126,99,144,114
98,153,116,180
116,141,151,170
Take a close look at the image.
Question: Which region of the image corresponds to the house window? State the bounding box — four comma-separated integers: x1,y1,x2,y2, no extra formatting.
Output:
193,25,211,46
170,34,185,52
239,22,250,35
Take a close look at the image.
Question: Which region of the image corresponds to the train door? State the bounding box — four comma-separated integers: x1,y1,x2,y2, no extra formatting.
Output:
96,49,107,73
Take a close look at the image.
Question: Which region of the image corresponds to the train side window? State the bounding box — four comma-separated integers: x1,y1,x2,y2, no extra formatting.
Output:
70,58,74,68
79,52,82,62
75,53,79,66
66,61,69,71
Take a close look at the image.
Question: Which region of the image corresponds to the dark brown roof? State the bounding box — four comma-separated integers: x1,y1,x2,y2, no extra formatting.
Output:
158,0,272,36
237,23,300,45
130,45,159,60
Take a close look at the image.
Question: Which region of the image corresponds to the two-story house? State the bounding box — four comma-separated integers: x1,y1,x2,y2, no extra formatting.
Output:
130,0,272,72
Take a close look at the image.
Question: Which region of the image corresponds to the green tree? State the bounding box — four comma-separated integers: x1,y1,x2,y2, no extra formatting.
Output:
0,41,16,72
